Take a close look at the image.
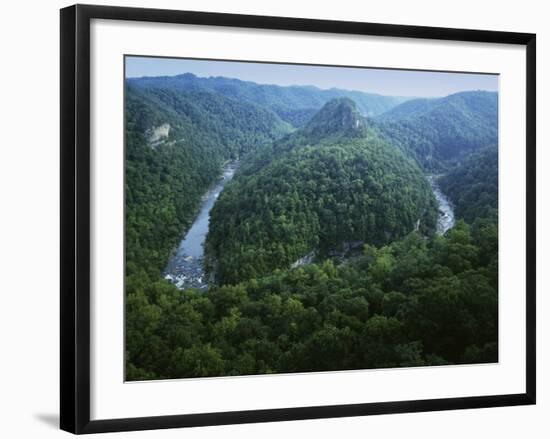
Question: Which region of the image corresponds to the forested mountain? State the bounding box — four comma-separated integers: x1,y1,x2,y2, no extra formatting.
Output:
301,97,367,139
374,91,498,170
128,73,409,127
124,73,499,381
205,99,438,285
438,145,498,223
125,83,292,277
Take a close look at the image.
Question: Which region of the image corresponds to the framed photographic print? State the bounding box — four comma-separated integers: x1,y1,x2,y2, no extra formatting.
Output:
60,4,536,434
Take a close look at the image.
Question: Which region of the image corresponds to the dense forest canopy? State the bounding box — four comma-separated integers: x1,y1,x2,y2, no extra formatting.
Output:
128,73,410,127
124,72,499,381
125,84,291,277
438,145,498,223
206,99,438,285
127,222,497,379
374,91,498,171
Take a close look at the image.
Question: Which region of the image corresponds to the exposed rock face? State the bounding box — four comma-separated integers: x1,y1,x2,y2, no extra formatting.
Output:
290,251,316,269
148,123,171,148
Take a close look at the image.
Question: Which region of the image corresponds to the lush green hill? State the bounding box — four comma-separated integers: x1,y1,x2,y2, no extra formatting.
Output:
375,91,498,170
205,99,438,285
128,73,409,126
301,97,368,139
438,145,498,223
125,83,292,277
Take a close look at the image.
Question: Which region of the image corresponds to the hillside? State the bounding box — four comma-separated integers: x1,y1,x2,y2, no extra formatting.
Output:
124,76,499,381
205,99,438,285
125,84,292,276
438,145,498,223
128,73,409,127
375,91,498,170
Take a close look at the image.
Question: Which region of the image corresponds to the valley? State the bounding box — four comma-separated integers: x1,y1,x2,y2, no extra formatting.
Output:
165,167,455,290
164,162,237,290
124,68,498,381
428,175,455,235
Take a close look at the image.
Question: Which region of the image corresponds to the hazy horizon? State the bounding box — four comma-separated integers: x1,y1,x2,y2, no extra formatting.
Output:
125,56,499,98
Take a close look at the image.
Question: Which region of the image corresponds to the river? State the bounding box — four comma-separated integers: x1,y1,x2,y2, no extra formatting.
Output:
164,162,237,290
427,175,455,235
164,166,453,289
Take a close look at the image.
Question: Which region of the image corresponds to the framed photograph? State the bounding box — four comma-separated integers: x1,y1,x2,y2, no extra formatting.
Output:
60,4,536,434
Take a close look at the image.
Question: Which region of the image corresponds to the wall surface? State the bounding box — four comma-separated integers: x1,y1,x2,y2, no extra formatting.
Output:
0,0,546,437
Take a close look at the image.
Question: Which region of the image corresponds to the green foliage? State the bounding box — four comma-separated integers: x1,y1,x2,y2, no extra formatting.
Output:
124,81,293,377
206,99,438,285
128,73,409,126
301,97,367,139
124,80,499,381
375,91,498,171
127,224,498,379
438,145,498,223
125,84,291,276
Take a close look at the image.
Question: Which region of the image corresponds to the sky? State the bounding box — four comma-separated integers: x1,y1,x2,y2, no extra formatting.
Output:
125,56,498,98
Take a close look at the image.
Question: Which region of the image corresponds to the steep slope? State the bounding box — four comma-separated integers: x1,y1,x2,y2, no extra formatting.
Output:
301,97,367,138
125,84,292,276
438,145,498,223
375,91,498,170
128,73,409,126
205,99,438,285
234,97,378,179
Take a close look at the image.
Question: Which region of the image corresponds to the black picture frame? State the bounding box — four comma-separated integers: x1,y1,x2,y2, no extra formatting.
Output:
60,4,536,434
